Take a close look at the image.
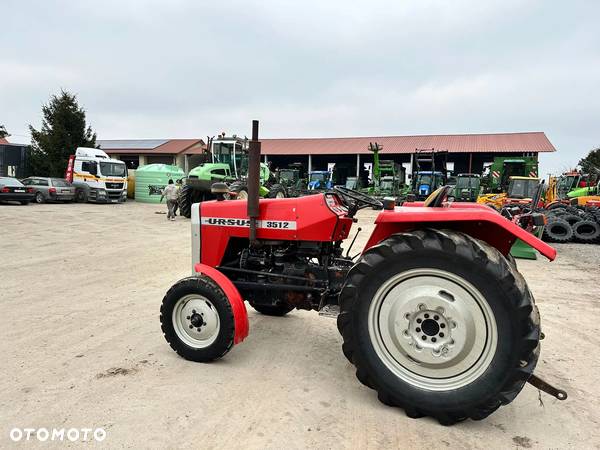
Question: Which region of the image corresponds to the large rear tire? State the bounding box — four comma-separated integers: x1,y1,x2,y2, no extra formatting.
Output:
160,276,235,362
178,184,193,219
337,229,540,425
543,218,573,243
572,220,600,243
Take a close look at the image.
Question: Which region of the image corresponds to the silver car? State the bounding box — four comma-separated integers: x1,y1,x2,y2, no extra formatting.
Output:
21,177,76,203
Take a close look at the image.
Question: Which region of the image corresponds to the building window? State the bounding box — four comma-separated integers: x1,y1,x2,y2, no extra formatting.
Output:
120,155,140,170
146,155,175,165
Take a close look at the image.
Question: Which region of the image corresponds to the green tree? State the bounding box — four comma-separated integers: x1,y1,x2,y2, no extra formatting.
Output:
29,90,97,177
0,124,8,138
578,147,600,174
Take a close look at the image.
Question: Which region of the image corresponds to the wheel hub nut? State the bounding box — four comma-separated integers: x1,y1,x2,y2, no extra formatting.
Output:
405,307,454,357
190,313,203,328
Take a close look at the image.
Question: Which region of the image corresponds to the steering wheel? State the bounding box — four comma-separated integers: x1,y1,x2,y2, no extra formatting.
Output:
424,185,454,207
333,186,383,210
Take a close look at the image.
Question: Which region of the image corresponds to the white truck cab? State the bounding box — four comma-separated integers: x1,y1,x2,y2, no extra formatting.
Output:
67,147,128,203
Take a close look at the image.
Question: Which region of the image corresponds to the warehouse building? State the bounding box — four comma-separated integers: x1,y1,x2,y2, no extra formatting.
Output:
97,139,205,172
0,137,29,178
98,132,555,182
261,132,556,181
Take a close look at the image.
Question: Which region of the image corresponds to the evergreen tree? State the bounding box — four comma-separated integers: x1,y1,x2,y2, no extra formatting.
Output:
578,147,600,174
0,124,8,139
29,90,97,177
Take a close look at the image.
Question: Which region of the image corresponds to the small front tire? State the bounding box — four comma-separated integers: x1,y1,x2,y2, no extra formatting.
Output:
160,276,235,362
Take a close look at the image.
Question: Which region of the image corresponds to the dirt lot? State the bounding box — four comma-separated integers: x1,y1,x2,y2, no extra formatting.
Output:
1,200,599,449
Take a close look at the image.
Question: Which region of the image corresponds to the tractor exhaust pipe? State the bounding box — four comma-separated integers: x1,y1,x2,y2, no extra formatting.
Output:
247,120,261,246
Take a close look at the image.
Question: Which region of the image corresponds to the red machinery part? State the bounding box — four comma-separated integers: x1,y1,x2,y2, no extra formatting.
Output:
193,263,249,344
199,194,353,267
366,202,557,261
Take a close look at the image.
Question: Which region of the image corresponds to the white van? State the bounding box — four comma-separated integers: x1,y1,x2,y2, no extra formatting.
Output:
66,147,127,203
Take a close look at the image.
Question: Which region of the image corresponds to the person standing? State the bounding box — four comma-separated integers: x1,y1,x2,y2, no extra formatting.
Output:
173,179,183,216
160,179,178,221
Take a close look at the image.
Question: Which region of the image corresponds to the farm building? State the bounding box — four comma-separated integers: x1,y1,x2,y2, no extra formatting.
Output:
98,132,555,181
97,139,205,172
261,131,556,181
0,137,29,178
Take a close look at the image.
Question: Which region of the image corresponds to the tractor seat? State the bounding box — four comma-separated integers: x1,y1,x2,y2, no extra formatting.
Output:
423,185,453,207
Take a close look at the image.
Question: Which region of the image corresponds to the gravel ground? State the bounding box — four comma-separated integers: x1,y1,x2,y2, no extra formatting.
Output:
1,200,599,449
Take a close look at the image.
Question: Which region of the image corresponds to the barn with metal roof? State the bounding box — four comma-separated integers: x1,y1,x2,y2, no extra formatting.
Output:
261,131,556,180
97,138,205,172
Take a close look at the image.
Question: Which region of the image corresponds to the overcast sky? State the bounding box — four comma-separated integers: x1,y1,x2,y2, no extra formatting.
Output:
1,0,598,174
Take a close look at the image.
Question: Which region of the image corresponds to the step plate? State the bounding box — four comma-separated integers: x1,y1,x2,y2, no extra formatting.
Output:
318,304,340,318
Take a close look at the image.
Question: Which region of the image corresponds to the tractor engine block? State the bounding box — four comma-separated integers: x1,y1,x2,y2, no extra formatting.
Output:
222,240,351,311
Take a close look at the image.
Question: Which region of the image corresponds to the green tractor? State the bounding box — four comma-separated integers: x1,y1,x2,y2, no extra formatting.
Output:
453,173,481,202
178,134,283,218
365,143,407,199
273,163,306,198
481,156,538,193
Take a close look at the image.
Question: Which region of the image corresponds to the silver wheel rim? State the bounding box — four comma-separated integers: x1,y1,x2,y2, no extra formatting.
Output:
237,190,248,200
368,268,497,391
275,191,285,198
172,294,220,349
36,193,43,203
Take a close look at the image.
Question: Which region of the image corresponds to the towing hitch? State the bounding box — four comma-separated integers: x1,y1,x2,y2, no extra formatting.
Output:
527,374,568,401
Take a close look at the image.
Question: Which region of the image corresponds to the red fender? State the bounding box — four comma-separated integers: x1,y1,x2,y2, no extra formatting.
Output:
194,263,249,344
364,205,557,261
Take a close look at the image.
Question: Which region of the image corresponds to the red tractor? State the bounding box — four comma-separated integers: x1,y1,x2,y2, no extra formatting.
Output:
161,122,565,425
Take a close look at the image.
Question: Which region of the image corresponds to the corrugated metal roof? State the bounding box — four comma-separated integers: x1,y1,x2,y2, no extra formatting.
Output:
98,139,205,155
260,132,556,155
0,137,9,144
97,139,169,149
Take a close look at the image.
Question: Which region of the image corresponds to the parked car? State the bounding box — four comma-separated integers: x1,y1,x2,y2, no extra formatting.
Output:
0,177,35,205
21,177,76,203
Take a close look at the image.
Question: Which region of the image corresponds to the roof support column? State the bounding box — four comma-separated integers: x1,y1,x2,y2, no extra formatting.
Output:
264,155,268,163
468,152,473,173
356,154,360,177
184,154,189,174
308,154,312,173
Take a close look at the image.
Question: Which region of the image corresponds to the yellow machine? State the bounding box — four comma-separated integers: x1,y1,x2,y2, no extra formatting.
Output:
476,192,506,210
477,176,540,209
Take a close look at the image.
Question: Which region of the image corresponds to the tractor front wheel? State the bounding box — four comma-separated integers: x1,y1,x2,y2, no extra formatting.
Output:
160,276,235,362
266,183,286,199
229,183,248,200
337,229,540,425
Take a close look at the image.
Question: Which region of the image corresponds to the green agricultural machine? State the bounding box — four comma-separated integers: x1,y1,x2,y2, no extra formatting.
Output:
481,156,538,193
365,142,407,199
273,163,306,198
178,134,282,218
453,173,481,202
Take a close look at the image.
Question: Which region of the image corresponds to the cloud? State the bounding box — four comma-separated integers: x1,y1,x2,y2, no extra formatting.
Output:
1,0,598,174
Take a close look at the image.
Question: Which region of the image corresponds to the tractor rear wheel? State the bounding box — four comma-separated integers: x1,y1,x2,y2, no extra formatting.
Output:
160,276,235,362
337,229,540,425
267,183,286,199
249,301,294,316
178,184,193,218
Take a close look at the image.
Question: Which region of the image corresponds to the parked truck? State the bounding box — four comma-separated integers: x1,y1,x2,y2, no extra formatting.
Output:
66,147,128,203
